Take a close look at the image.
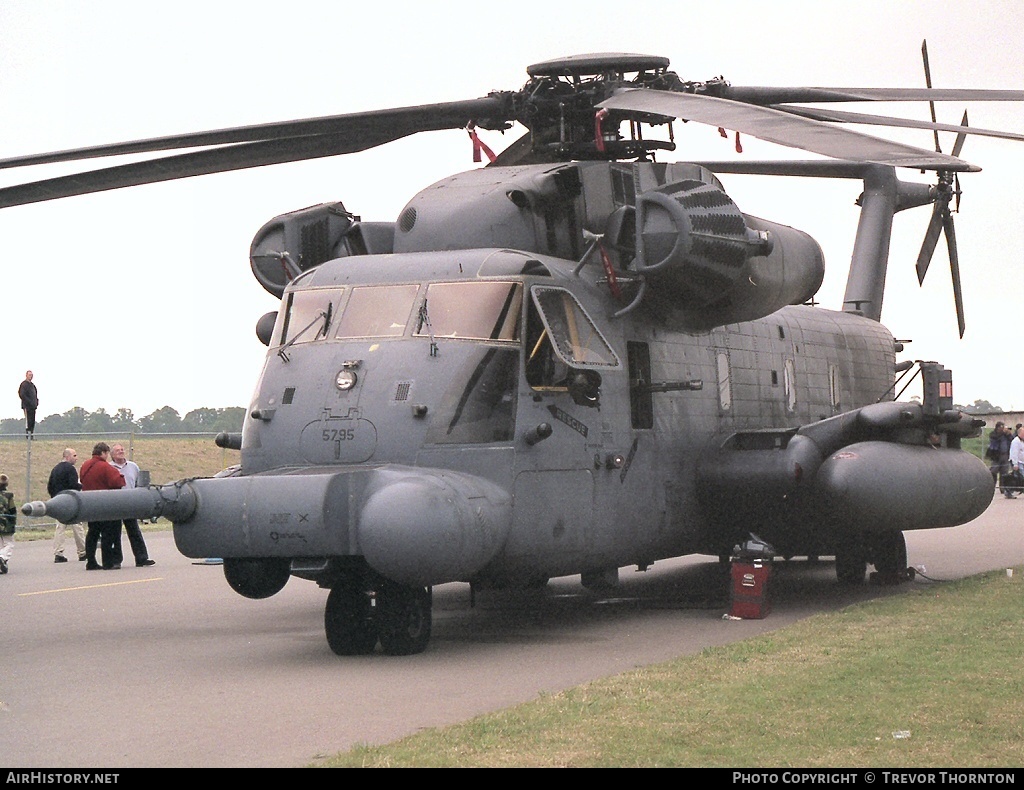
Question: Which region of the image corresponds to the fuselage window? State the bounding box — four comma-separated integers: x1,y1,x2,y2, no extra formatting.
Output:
628,341,653,429
784,358,797,412
829,364,841,412
413,281,523,342
334,284,420,339
717,352,732,412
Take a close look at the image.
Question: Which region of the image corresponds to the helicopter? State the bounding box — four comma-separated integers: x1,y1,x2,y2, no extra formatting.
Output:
11,50,1024,656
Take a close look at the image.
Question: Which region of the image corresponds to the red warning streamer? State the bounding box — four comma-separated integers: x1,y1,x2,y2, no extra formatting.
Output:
594,109,609,153
466,123,497,163
599,241,622,300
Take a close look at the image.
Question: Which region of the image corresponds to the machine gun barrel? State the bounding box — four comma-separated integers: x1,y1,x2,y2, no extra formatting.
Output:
21,484,198,524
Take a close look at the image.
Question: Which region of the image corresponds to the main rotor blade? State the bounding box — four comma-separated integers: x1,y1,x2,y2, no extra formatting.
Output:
921,40,942,153
0,129,408,209
721,86,1024,104
0,100,512,209
775,106,1024,144
944,212,965,338
0,97,509,171
916,202,945,284
600,89,980,171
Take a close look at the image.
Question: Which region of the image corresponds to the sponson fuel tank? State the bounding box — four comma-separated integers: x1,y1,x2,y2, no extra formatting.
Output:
23,465,513,587
815,442,993,532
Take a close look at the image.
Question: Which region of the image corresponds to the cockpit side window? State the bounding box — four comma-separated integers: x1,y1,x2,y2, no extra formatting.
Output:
531,287,619,368
425,348,518,444
525,298,570,390
334,284,420,339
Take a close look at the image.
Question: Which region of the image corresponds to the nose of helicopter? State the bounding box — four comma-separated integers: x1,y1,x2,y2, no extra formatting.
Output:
358,467,513,587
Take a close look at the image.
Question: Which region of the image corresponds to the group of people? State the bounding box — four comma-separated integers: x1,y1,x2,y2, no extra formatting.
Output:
0,442,156,574
52,442,156,569
986,421,1024,499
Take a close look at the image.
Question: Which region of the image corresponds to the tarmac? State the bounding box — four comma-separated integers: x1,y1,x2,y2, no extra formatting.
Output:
1,493,1021,768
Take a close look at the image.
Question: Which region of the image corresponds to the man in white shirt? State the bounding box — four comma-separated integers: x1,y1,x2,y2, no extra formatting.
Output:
1009,427,1024,496
110,444,155,567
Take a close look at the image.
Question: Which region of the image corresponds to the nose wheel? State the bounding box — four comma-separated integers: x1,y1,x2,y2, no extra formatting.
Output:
324,580,432,656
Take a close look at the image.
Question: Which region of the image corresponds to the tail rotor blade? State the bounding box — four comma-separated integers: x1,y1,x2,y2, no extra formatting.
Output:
951,111,969,158
916,202,944,284
951,113,968,212
943,212,965,338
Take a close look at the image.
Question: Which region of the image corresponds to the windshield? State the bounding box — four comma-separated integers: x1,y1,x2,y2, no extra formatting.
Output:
275,288,339,346
276,281,527,345
414,281,523,342
334,284,420,339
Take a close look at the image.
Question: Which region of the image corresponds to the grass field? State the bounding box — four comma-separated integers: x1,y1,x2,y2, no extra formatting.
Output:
318,569,1023,768
0,434,240,506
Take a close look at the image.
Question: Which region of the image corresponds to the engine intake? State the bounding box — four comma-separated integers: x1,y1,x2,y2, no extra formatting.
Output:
631,180,824,329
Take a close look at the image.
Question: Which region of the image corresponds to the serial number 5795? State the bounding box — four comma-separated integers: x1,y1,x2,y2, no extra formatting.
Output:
323,428,356,442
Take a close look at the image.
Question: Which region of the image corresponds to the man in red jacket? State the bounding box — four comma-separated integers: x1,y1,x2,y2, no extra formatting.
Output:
79,442,126,570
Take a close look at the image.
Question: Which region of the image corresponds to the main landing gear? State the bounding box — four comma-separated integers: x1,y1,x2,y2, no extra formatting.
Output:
324,580,432,656
869,529,913,585
834,529,910,585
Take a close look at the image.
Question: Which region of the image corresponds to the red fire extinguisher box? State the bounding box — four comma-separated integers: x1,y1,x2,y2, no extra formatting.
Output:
730,560,772,619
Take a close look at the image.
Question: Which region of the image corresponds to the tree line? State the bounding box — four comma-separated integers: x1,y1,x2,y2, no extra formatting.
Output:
0,405,245,435
0,399,1007,437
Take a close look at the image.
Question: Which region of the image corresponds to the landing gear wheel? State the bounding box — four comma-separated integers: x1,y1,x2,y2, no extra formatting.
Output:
377,584,432,656
223,558,290,599
835,538,867,585
325,586,378,656
872,530,908,577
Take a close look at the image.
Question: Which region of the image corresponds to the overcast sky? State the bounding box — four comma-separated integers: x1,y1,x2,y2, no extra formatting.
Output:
0,0,1021,420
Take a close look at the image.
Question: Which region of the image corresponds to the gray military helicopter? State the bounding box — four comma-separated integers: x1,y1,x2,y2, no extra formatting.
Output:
11,51,1024,655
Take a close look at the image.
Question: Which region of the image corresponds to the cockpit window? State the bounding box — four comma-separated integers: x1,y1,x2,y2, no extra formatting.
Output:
413,281,523,342
276,288,340,347
334,284,420,339
531,287,619,367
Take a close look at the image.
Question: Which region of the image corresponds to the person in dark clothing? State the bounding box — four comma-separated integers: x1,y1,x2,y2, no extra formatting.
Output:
48,448,86,562
79,442,125,570
987,422,1016,499
0,474,15,574
18,370,38,436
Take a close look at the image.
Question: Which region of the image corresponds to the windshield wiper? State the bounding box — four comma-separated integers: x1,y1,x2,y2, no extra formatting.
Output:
278,304,333,362
417,299,438,357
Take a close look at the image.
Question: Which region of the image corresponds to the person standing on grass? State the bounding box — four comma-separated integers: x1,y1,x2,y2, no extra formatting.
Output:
48,448,87,562
109,443,155,567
